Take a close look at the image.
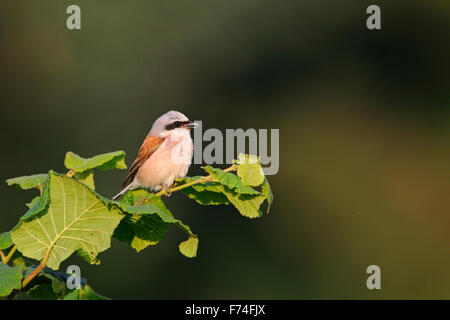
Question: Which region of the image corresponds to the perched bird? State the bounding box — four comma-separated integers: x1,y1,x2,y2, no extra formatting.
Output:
112,110,197,201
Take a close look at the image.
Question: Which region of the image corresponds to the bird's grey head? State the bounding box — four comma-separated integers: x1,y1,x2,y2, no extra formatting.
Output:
149,110,196,137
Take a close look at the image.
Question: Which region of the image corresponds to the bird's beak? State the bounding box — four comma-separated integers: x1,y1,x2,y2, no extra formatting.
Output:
183,121,198,129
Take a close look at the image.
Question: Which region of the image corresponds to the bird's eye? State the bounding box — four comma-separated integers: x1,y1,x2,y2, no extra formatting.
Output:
174,121,181,127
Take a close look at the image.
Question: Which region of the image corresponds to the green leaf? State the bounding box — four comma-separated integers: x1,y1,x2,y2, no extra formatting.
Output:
0,263,23,297
220,186,265,218
114,191,173,251
76,248,101,265
64,151,127,173
177,177,229,206
179,237,198,258
27,282,59,300
74,170,95,190
11,171,123,270
27,283,58,299
237,154,265,187
24,268,63,300
0,232,13,250
261,177,273,213
115,189,173,219
64,284,110,300
6,174,47,190
117,190,195,237
62,290,78,300
202,166,260,195
11,255,26,267
113,213,168,252
182,186,230,206
113,189,196,257
178,169,269,219
26,196,41,209
20,175,50,221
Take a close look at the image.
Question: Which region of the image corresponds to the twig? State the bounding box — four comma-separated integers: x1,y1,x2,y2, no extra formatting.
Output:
3,245,16,265
156,164,238,196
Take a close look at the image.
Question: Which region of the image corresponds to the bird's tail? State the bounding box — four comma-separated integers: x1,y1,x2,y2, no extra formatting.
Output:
111,185,132,201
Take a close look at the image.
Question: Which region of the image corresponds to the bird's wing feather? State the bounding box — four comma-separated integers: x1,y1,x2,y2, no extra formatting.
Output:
121,135,166,189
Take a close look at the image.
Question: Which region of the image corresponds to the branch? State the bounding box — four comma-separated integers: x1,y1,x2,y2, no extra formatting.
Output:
156,164,238,196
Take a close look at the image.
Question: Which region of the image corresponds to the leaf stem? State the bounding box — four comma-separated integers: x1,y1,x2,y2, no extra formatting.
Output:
3,245,16,265
21,247,51,288
66,169,75,178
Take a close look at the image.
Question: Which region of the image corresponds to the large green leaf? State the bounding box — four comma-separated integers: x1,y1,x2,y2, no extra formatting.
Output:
64,151,126,191
118,190,195,237
113,190,170,252
113,213,168,253
112,189,196,257
11,171,123,270
64,151,127,173
0,263,23,297
0,232,13,250
6,174,47,190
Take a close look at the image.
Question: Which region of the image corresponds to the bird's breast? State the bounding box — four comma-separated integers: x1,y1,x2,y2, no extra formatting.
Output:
136,134,193,190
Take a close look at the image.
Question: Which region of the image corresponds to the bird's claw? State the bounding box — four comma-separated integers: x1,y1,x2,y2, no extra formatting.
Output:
164,187,172,197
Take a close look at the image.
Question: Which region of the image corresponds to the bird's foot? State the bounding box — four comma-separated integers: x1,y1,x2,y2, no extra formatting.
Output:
163,187,172,197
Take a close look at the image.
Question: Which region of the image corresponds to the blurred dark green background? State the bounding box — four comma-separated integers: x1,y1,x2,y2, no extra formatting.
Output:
1,1,449,299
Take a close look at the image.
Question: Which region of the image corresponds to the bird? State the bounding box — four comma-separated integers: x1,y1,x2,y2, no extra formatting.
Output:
112,110,197,201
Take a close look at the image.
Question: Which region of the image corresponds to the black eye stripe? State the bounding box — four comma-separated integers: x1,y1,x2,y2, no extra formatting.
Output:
165,120,189,130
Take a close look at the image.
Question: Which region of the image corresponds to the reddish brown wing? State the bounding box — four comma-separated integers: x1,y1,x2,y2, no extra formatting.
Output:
121,135,165,189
